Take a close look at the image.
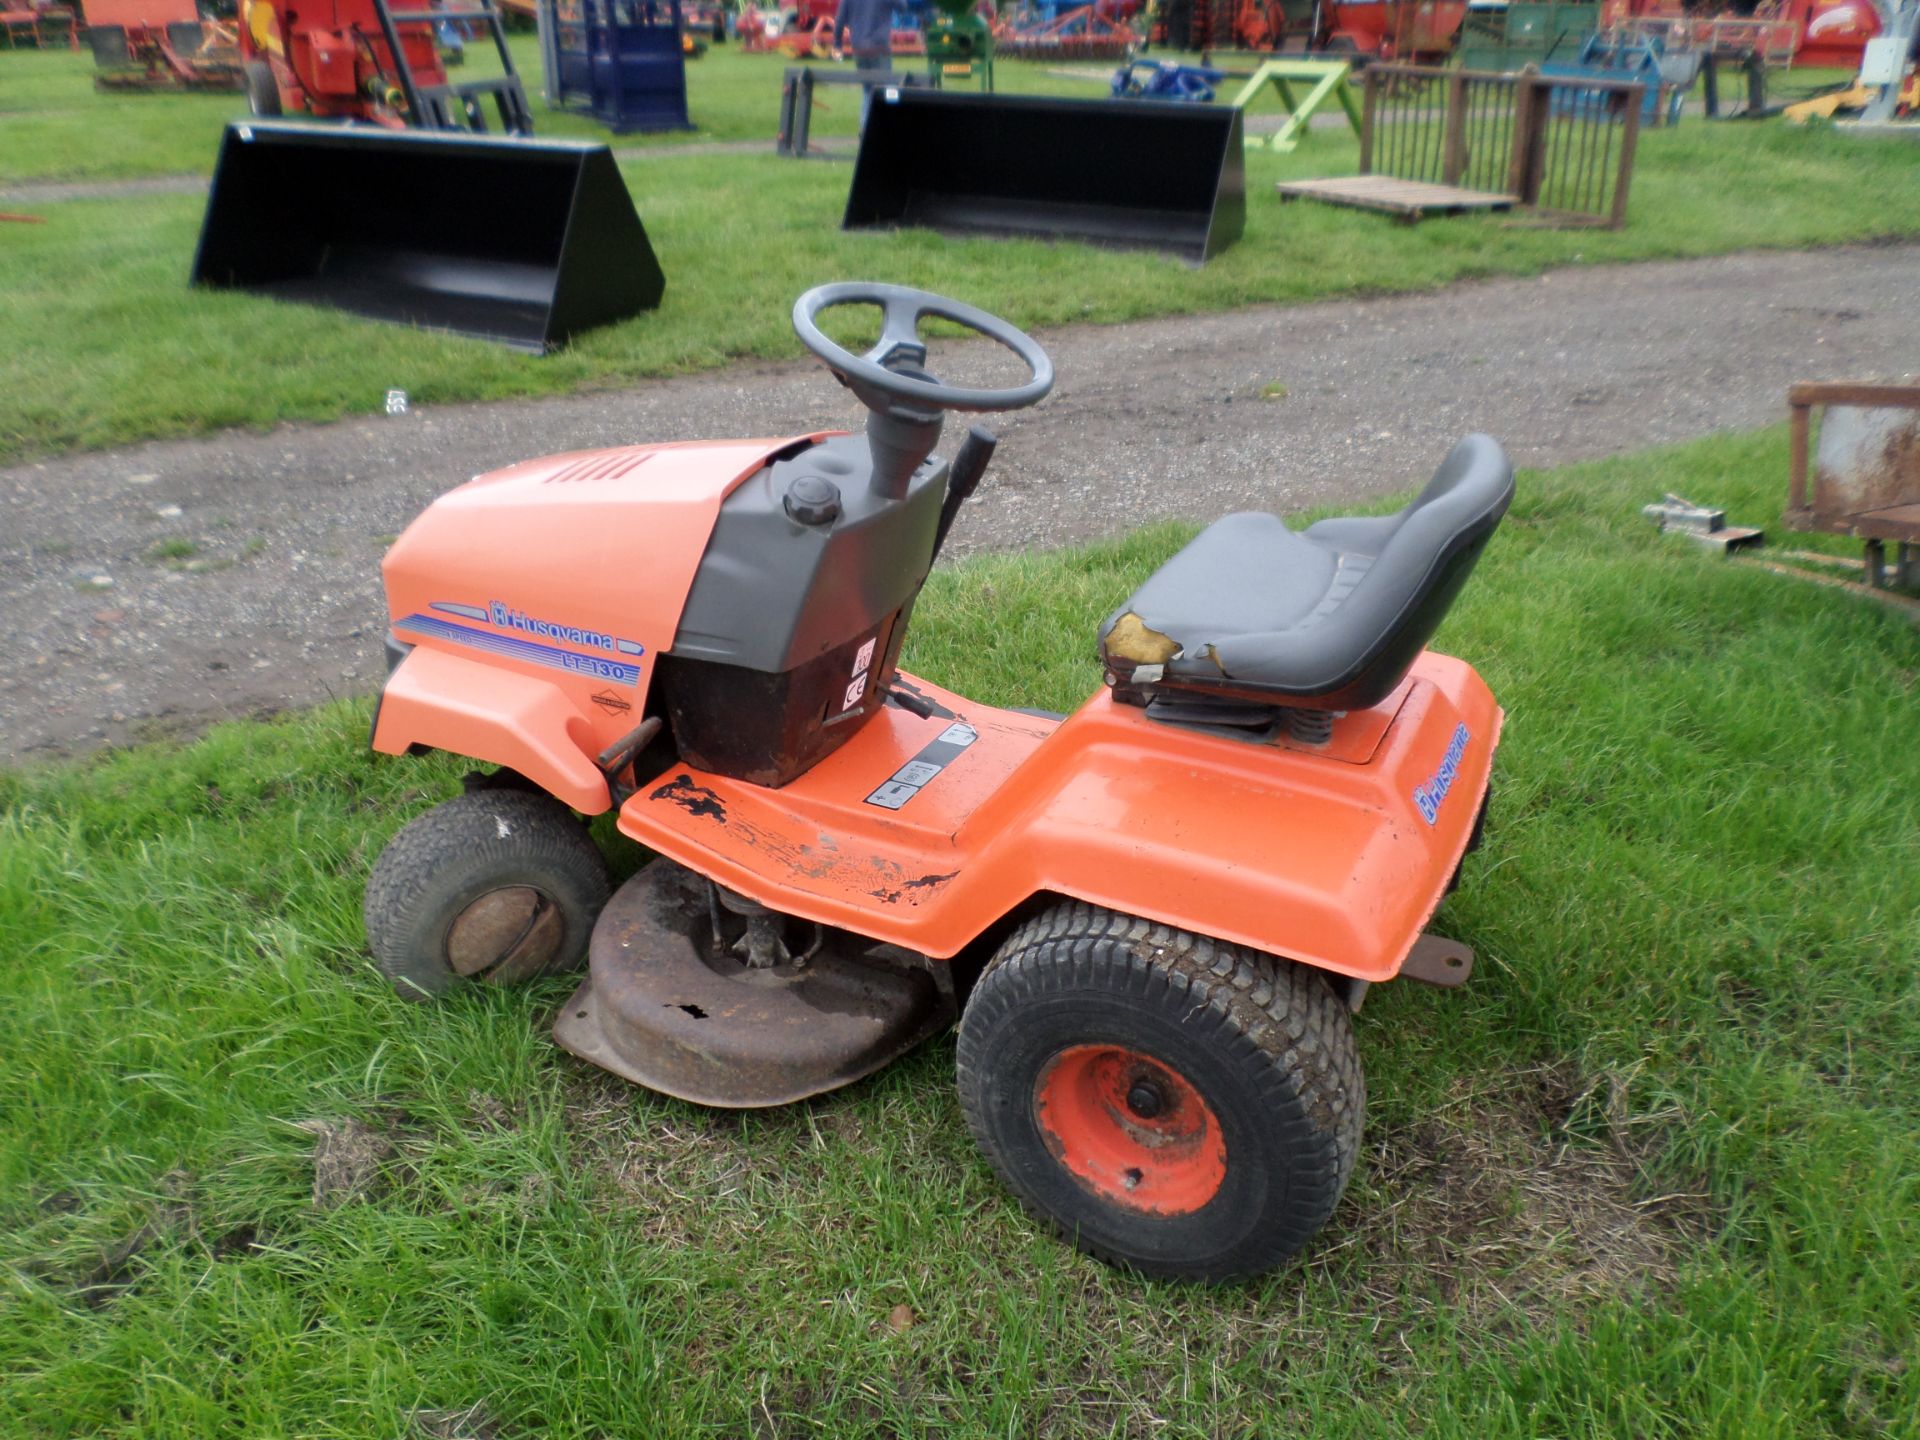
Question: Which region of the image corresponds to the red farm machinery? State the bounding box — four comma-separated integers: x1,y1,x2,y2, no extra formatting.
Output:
1159,0,1466,60
82,0,243,90
235,0,534,129
995,0,1142,61
1596,0,1886,70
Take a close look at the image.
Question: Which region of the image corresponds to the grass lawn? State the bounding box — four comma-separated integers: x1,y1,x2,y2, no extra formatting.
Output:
0,41,1109,182
3,42,1919,463
2,427,1917,1437
0,39,670,182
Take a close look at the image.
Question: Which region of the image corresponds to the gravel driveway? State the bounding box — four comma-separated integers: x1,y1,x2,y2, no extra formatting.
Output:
4,243,1914,764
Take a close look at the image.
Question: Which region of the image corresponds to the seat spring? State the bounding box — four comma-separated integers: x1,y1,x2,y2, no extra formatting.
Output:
1286,709,1336,745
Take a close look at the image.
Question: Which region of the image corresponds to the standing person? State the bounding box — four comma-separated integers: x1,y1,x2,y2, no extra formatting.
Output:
833,0,893,128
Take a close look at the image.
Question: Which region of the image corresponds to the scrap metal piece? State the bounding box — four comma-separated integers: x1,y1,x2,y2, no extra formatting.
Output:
1641,492,1763,552
1786,381,1920,587
553,860,955,1107
1399,933,1474,988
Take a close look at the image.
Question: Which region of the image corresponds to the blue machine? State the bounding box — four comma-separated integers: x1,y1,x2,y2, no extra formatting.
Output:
1111,59,1225,104
539,0,694,134
1540,31,1701,127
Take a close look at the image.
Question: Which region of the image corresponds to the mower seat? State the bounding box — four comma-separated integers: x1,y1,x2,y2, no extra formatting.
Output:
1100,434,1513,713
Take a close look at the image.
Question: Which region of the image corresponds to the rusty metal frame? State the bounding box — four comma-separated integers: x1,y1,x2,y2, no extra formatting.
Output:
1787,381,1920,590
1788,382,1920,540
1357,62,1645,229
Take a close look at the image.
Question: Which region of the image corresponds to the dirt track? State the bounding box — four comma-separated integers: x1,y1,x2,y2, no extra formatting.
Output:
4,242,1915,764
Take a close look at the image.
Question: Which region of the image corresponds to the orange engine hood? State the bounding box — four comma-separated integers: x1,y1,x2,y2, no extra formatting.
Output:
381,435,832,672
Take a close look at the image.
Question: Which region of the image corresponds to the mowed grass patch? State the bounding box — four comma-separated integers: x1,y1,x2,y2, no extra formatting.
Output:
5,111,1920,462
2,428,1917,1437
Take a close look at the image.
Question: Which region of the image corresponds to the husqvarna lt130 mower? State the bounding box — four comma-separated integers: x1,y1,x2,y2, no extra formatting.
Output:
363,282,1513,1280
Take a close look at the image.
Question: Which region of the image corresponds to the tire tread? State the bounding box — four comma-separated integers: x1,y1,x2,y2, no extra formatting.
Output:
955,900,1364,1279
363,789,611,999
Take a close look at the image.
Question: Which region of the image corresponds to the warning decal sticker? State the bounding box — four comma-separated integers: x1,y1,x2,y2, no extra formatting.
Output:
865,722,978,810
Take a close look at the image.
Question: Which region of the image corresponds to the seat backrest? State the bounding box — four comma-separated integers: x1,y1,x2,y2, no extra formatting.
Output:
1373,433,1514,582
1319,433,1513,707
87,21,130,64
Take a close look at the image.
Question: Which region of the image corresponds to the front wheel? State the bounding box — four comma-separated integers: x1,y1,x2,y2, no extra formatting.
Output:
363,789,612,1001
955,902,1364,1281
243,60,282,117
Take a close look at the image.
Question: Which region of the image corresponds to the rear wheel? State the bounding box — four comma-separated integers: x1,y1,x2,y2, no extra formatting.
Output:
364,789,611,1001
955,902,1363,1281
243,60,281,117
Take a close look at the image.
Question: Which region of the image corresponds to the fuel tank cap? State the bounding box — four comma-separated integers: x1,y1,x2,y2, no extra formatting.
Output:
784,474,842,526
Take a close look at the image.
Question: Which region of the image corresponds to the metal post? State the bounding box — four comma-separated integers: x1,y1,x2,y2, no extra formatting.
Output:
797,67,814,155
477,0,528,132
1441,70,1468,185
1862,1,1920,124
777,69,798,155
1359,66,1379,174
1609,85,1641,229
1508,70,1544,205
538,0,557,106
1788,396,1811,516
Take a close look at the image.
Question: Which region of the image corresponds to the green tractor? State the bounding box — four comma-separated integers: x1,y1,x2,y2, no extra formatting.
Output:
926,0,993,88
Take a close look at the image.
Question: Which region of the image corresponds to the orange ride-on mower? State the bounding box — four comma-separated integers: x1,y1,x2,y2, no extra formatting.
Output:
363,282,1513,1280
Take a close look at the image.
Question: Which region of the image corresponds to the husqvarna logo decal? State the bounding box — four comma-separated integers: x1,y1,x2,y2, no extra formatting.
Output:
426,601,644,657
399,600,645,686
485,601,645,657
1413,724,1471,826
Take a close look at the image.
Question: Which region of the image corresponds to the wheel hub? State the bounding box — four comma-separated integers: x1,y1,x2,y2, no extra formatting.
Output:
1125,1081,1165,1119
445,885,564,984
1033,1045,1227,1217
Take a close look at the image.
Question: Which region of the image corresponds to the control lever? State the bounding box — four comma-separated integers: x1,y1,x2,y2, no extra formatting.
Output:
931,425,997,561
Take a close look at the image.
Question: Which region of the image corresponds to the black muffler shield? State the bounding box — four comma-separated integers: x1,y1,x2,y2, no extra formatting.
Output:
844,90,1245,264
190,120,665,352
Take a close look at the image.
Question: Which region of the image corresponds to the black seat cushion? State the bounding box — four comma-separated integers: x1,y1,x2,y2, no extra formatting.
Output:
1100,434,1514,711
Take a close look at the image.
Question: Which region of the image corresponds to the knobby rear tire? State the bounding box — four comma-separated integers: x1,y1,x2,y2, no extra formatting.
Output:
955,901,1364,1282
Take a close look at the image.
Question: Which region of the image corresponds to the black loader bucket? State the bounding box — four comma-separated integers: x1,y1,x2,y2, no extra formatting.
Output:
844,90,1244,264
190,121,665,353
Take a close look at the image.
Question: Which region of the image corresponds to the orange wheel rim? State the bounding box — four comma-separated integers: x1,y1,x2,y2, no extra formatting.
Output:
1033,1045,1227,1216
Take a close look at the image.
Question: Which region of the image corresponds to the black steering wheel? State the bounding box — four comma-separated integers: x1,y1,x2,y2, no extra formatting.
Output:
792,282,1054,416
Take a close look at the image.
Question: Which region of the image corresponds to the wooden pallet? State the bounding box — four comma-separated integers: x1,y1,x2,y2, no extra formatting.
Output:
1275,175,1518,222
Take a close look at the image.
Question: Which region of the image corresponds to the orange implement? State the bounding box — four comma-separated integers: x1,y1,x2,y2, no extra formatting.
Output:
360,280,1516,1281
